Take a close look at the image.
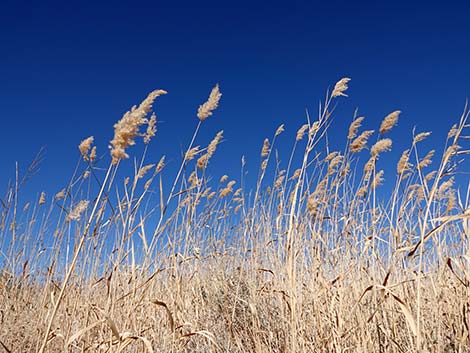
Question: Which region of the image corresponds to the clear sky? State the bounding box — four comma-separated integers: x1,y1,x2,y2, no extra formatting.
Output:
1,0,470,197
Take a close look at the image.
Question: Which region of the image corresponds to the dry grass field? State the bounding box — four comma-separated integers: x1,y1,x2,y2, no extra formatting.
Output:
1,79,469,352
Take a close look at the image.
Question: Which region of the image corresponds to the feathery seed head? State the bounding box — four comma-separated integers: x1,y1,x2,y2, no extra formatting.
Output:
350,130,374,153
356,186,368,198
197,130,223,169
185,146,200,161
413,131,431,144
348,116,364,140
372,170,384,189
79,136,94,162
397,149,411,175
309,121,320,138
307,194,319,215
137,164,155,179
379,110,400,134
155,156,165,173
39,192,46,205
417,150,435,170
425,170,437,182
144,113,157,144
448,124,458,139
66,200,89,222
274,175,285,189
331,77,351,98
110,89,167,164
444,144,460,161
261,138,270,157
275,124,285,136
364,156,376,173
371,138,392,157
290,169,302,180
328,154,343,175
55,189,65,200
196,155,209,169
219,180,236,197
197,84,222,121
207,130,223,155
341,162,350,178
439,177,454,196
296,124,309,141
188,171,199,188
89,146,97,162
325,151,338,162
201,187,212,198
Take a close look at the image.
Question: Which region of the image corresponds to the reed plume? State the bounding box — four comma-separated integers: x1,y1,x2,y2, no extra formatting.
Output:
413,131,431,144
331,77,351,98
66,200,89,222
197,84,222,121
197,130,223,169
144,113,157,144
296,124,309,141
397,149,411,174
275,124,285,136
78,136,94,161
38,192,46,205
261,138,270,157
348,116,364,139
379,110,400,134
350,130,374,153
371,138,392,157
110,89,167,164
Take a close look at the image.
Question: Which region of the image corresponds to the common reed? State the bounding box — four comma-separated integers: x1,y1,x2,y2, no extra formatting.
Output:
0,79,469,353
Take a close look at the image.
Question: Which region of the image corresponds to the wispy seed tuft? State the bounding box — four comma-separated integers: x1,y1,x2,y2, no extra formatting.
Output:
66,200,89,222
296,124,309,141
155,156,165,173
110,89,167,165
197,131,223,169
348,117,364,140
331,77,351,98
79,136,94,162
379,110,400,134
197,84,222,121
144,113,157,144
413,131,431,144
371,138,392,157
39,192,46,205
372,170,384,189
275,124,285,136
350,130,374,153
55,189,66,200
261,139,270,157
397,149,411,175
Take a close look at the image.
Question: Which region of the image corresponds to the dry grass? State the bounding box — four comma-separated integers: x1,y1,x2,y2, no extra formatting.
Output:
1,79,470,353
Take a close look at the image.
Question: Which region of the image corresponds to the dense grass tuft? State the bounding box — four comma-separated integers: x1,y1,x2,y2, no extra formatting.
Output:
1,80,469,352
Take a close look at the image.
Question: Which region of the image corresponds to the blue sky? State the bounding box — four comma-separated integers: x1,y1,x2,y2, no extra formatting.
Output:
1,0,469,198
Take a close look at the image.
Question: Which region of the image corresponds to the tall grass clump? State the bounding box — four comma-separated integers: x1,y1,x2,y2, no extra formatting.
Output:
1,79,470,353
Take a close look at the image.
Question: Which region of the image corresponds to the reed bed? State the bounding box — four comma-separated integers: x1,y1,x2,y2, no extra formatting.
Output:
0,79,469,352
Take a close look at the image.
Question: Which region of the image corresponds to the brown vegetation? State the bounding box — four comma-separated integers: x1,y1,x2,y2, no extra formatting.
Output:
1,80,469,352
